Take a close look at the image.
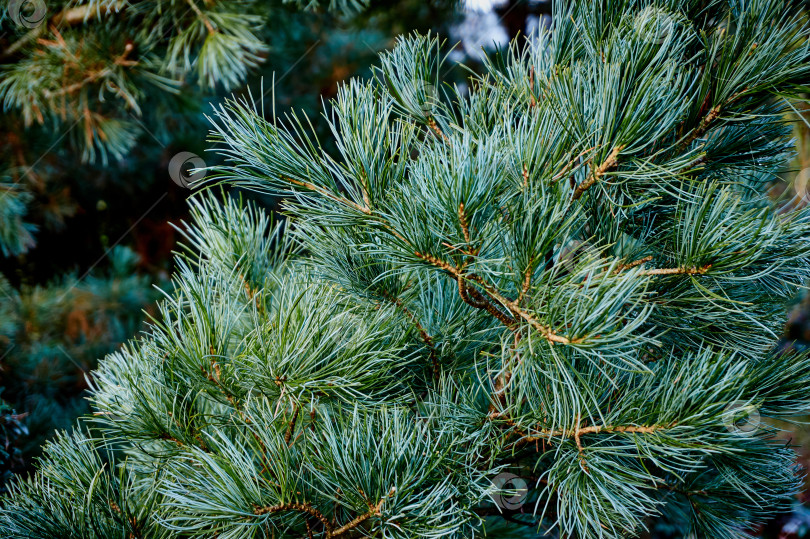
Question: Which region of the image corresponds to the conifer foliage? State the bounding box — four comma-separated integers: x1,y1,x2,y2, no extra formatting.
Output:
0,0,367,258
0,0,365,162
3,0,810,537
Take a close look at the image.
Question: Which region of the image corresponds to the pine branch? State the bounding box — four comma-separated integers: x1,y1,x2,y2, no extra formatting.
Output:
640,264,713,276
426,116,449,143
381,292,440,380
253,502,333,533
571,145,624,200
285,404,299,446
40,42,135,100
614,256,653,273
6,2,810,537
413,251,576,344
3,2,125,57
522,422,676,441
331,487,393,536
186,0,216,34
286,177,371,215
679,105,722,149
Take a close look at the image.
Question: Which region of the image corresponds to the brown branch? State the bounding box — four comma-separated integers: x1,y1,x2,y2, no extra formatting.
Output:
550,146,597,184
455,272,483,308
588,258,709,280
571,145,624,200
516,260,534,306
522,422,673,442
41,42,135,99
332,487,395,536
495,414,678,473
285,404,300,446
413,251,515,327
458,203,472,245
282,171,573,347
253,503,332,534
3,1,125,57
640,264,712,276
358,170,372,211
426,117,449,143
465,272,574,344
414,251,457,274
186,0,216,33
253,489,393,538
614,256,653,273
679,105,721,149
332,509,376,536
573,416,589,473
465,282,517,328
492,410,675,446
414,251,575,344
677,88,748,151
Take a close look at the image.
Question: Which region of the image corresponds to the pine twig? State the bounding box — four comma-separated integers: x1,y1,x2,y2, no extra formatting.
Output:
332,487,395,536
426,117,450,143
571,145,624,200
186,0,216,33
285,404,300,446
679,105,722,149
640,264,712,276
285,177,371,215
41,42,136,100
382,292,441,381
3,1,125,57
253,503,333,534
413,251,576,344
614,256,653,273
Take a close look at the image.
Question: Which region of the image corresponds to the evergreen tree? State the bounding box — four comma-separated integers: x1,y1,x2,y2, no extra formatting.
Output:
3,0,810,537
0,0,366,257
0,0,459,491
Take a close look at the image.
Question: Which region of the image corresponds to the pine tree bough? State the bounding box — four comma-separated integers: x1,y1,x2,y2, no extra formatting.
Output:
571,145,624,200
2,1,125,57
0,0,357,167
0,0,373,259
3,1,810,538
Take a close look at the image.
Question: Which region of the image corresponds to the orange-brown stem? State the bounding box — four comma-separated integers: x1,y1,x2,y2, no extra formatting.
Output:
640,264,712,276
572,145,624,200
